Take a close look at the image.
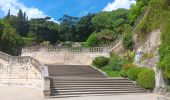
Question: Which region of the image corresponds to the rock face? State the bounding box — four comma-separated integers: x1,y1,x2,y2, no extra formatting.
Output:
135,30,161,53
134,30,161,68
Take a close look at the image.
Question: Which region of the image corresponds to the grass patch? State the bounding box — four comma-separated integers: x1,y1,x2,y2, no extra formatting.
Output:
101,67,121,77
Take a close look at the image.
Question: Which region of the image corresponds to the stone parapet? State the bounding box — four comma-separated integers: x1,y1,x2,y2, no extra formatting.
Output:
0,51,47,91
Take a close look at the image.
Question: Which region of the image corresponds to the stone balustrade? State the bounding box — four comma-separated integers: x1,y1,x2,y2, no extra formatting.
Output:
22,46,109,53
0,51,49,95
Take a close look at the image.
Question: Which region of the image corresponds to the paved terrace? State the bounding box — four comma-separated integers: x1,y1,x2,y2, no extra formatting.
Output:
0,86,164,100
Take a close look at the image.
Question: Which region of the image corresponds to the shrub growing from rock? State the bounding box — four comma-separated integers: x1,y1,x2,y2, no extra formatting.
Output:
92,56,109,68
138,69,155,90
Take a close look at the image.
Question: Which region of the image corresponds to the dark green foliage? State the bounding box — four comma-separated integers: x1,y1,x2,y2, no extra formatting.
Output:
29,17,60,44
59,15,79,41
0,21,24,55
86,32,99,47
76,13,95,41
86,29,117,47
123,33,133,50
92,56,109,68
97,29,117,46
138,68,155,90
120,70,128,77
127,67,148,81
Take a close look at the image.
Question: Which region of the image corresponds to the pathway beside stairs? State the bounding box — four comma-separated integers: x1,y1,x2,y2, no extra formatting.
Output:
47,65,147,98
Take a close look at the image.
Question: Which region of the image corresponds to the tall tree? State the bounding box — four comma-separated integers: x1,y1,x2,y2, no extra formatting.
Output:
59,15,79,41
76,13,95,41
16,9,29,36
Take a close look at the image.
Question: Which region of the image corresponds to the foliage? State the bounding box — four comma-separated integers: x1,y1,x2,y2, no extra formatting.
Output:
120,63,136,78
0,21,24,55
123,50,135,63
123,32,133,50
40,41,51,46
92,8,129,33
92,56,109,68
122,63,137,71
127,67,148,81
97,29,117,46
76,13,95,41
139,52,154,63
138,68,155,90
101,66,121,77
129,0,170,79
128,0,150,25
86,32,99,47
120,70,128,77
109,53,127,71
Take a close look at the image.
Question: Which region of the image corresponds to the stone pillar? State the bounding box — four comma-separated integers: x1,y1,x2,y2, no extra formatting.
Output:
153,67,166,94
43,66,51,97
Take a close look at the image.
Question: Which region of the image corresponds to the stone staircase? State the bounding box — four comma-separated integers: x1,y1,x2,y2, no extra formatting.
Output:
47,65,146,98
50,78,146,98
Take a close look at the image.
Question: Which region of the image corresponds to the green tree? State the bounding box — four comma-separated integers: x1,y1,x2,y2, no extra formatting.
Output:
16,9,29,36
76,13,95,41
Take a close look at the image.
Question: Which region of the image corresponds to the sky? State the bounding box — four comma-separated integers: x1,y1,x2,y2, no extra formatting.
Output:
0,0,136,23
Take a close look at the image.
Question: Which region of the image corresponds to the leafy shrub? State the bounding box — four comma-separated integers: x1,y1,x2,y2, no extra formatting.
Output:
92,56,109,68
138,69,155,90
102,66,121,77
86,33,99,47
97,29,117,46
123,50,135,63
81,42,87,47
120,70,128,77
120,63,136,77
122,63,137,71
109,54,127,71
127,67,148,81
123,32,133,50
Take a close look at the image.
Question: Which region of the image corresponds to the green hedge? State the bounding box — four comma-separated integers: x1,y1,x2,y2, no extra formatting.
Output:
138,69,155,90
127,67,147,81
92,56,109,68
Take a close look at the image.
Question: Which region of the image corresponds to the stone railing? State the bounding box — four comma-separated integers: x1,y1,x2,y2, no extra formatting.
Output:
133,7,148,28
0,51,50,96
22,46,109,53
108,38,121,51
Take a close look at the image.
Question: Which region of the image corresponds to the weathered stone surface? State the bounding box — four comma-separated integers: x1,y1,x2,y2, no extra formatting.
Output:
22,48,109,65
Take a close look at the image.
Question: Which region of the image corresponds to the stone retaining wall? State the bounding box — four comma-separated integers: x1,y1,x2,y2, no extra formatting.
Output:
22,49,109,65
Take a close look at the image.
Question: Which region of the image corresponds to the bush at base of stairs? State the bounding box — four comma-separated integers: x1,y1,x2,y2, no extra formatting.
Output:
120,63,137,78
127,67,148,81
138,68,155,90
92,56,109,68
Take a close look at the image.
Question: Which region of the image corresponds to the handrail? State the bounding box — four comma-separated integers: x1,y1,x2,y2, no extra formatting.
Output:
133,7,148,28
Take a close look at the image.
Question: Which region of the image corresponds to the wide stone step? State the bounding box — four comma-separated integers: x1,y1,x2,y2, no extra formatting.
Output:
50,92,146,98
51,90,146,96
51,88,144,93
51,84,140,88
51,77,128,80
51,86,142,90
51,81,133,84
51,82,134,85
